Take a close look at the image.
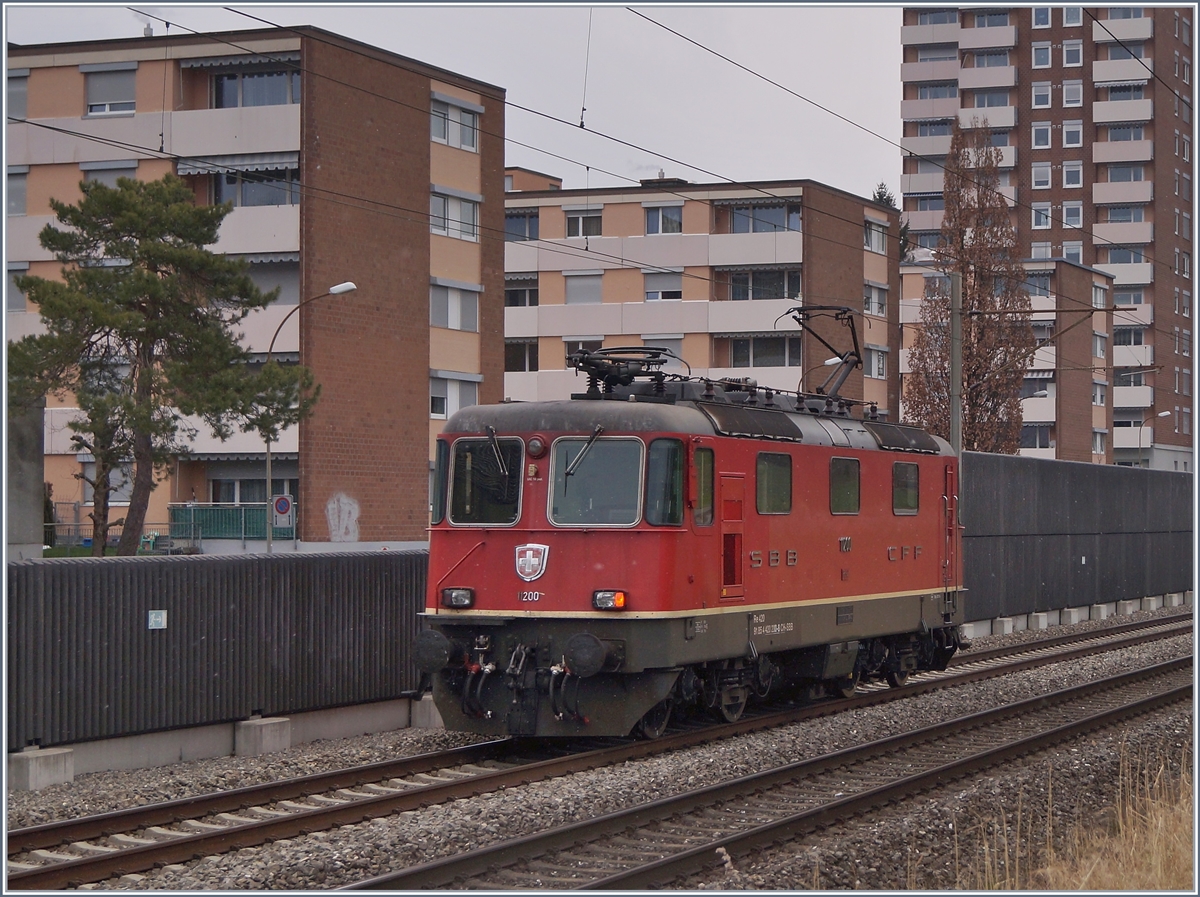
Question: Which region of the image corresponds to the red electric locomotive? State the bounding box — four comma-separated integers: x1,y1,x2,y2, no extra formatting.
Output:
416,307,965,738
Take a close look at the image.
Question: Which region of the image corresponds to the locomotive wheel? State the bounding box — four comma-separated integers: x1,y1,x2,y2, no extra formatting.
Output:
636,699,672,739
831,670,859,699
885,669,911,688
715,684,749,723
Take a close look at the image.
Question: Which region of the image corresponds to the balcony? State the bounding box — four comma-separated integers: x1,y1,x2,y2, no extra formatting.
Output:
901,97,961,121
1113,344,1154,367
1093,99,1153,124
168,503,294,542
708,298,802,336
708,230,804,268
901,134,954,156
992,145,1016,169
211,204,300,256
901,60,961,83
1093,17,1153,43
905,209,945,231
901,22,960,45
1112,303,1154,326
1095,262,1154,285
169,104,301,159
1113,385,1154,409
1093,57,1154,84
959,106,1015,130
958,65,1017,90
1112,425,1160,450
1021,395,1056,422
1093,140,1154,164
1033,345,1057,368
958,24,1017,50
901,172,945,194
1092,221,1154,246
1093,180,1153,205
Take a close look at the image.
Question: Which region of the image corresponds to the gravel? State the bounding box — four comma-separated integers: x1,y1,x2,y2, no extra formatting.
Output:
7,604,1192,890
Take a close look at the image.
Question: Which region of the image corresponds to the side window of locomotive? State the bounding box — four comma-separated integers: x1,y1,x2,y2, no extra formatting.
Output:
756,452,792,514
830,457,860,515
449,438,524,525
645,439,684,526
431,439,450,524
892,462,920,515
693,447,714,526
550,437,643,526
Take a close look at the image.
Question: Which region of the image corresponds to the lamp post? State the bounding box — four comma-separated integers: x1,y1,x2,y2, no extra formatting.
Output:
1138,410,1173,469
264,281,357,553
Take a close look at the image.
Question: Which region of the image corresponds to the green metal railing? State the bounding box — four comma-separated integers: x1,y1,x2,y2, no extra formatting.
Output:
168,503,296,542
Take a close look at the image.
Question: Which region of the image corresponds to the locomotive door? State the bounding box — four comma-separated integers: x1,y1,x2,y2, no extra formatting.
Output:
719,475,745,600
942,463,959,589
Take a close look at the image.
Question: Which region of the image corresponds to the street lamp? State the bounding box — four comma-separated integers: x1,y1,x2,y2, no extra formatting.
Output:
264,281,357,553
1138,410,1173,469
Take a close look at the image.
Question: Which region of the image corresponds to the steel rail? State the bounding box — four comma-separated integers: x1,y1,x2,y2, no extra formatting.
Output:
344,657,1191,890
7,615,1191,890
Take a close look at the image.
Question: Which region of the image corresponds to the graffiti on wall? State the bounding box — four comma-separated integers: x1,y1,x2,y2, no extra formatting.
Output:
325,492,360,542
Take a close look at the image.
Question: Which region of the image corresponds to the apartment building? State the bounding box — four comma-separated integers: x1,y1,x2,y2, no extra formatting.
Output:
503,174,901,414
7,26,505,547
900,6,1194,469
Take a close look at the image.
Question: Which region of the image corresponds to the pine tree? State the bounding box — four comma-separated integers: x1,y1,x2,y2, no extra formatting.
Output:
903,120,1035,454
8,175,316,555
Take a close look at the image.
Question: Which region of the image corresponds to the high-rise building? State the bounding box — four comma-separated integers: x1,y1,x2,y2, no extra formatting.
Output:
7,26,506,549
900,6,1194,469
503,173,902,415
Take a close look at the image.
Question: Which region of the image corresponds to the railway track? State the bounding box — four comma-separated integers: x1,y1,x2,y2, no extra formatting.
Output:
7,610,1191,890
346,656,1193,890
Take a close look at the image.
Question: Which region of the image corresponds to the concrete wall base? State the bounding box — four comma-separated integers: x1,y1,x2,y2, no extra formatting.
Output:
960,620,992,639
1117,599,1141,616
1009,613,1029,632
1028,612,1050,630
8,747,74,791
1141,595,1164,612
410,695,445,729
235,718,291,757
992,617,1015,635
1091,602,1116,620
1165,592,1186,608
1061,606,1089,625
1186,591,1194,606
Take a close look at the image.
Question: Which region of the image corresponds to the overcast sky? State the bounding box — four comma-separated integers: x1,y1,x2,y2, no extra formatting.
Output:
5,4,904,199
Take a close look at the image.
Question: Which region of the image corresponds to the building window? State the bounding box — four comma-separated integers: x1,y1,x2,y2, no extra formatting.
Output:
1063,242,1083,264
1185,136,1192,161
864,221,888,253
1107,246,1145,264
973,89,1009,108
1108,206,1144,223
83,461,134,504
1115,368,1145,386
976,11,1008,27
431,192,479,241
1063,81,1083,107
973,49,1009,68
918,9,957,25
1063,201,1083,228
914,231,941,249
731,203,802,233
730,336,802,368
1021,424,1052,449
1184,291,1192,317
1114,288,1144,304
1186,59,1193,85
505,211,539,241
504,340,539,373
1032,7,1050,28
1060,121,1083,148
1024,273,1051,296
918,83,957,99
216,169,299,207
1185,253,1193,279
1092,382,1107,406
505,277,539,307
1109,84,1144,101
1032,82,1051,108
645,205,683,235
1063,7,1082,26
1093,333,1107,358
1109,42,1145,61
865,347,887,379
430,285,479,332
1031,242,1052,259
1032,42,1051,68
727,269,802,302
1032,203,1052,229
1032,162,1052,189
215,68,300,108
1093,285,1108,309
644,271,682,301
1063,161,1083,188
918,46,958,62
1109,164,1144,182
7,74,27,121
915,197,944,212
1109,8,1144,19
564,273,602,305
431,100,478,151
7,171,26,216
566,210,602,237
85,68,135,115
1109,125,1144,142
1092,431,1107,454
1114,327,1146,345
7,267,27,311
84,165,138,188
1184,330,1192,357
918,120,954,137
430,377,477,419
863,283,887,316
565,339,603,357
1063,40,1083,67
1032,123,1051,149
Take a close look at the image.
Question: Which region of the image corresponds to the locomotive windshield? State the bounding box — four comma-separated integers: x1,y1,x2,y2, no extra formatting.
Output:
449,437,523,525
550,437,643,526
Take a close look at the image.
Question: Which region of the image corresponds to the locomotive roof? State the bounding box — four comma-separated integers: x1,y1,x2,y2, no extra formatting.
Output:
444,383,953,456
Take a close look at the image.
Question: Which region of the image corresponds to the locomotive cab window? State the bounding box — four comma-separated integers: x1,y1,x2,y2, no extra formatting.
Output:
756,452,792,514
550,437,643,526
431,439,450,524
830,457,860,515
645,439,684,526
693,447,714,526
448,437,524,526
893,462,920,515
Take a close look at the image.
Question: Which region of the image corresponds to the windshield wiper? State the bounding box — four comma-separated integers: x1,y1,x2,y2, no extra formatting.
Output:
565,425,605,477
485,425,509,478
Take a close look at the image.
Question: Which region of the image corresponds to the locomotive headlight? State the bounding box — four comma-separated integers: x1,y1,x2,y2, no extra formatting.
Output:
441,588,475,608
592,590,627,610
527,435,547,458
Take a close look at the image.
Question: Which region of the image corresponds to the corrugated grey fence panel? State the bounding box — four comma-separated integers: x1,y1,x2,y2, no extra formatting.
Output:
961,453,1193,621
8,551,426,751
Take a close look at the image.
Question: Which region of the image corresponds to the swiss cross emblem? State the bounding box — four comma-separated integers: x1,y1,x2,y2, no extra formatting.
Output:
515,544,550,582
